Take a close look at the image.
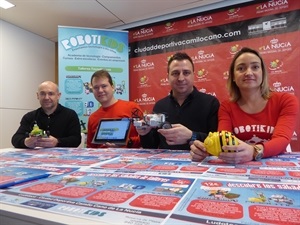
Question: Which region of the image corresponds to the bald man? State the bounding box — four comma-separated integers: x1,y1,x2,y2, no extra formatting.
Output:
11,81,81,148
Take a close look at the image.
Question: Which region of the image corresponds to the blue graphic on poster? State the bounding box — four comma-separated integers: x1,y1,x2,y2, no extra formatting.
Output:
58,26,129,133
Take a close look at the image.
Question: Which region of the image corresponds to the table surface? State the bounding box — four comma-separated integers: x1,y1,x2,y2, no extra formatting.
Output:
1,147,299,225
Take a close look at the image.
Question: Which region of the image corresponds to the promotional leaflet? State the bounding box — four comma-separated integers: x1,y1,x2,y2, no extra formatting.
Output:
162,178,300,225
0,171,196,224
0,148,177,167
200,155,300,170
1,148,299,224
0,164,79,189
199,156,300,183
90,157,209,177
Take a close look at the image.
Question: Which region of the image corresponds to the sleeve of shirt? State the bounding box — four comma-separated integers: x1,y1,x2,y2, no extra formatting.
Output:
263,93,299,157
56,110,81,148
140,128,160,149
127,135,141,148
127,102,142,148
11,112,34,148
200,97,220,141
218,100,234,132
86,115,94,148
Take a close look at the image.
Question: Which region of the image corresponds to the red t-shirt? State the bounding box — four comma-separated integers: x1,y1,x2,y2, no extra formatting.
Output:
87,100,142,148
218,92,299,157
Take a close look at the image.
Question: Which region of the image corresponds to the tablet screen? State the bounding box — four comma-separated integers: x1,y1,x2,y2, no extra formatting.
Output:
92,118,131,145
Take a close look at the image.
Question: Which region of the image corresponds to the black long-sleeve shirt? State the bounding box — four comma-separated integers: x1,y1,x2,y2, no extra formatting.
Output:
11,104,81,148
140,87,220,150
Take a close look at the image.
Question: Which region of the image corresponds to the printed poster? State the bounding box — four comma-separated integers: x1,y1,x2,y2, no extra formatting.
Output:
0,164,79,189
199,155,300,183
0,171,196,224
162,178,300,225
58,26,129,133
90,157,209,177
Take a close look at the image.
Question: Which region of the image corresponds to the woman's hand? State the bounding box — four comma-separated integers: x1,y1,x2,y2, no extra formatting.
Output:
219,139,254,164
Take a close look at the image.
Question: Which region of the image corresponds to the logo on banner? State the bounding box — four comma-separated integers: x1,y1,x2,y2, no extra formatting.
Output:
187,15,213,28
133,59,155,71
134,93,156,106
226,8,243,20
223,71,229,80
163,22,177,33
248,17,287,36
228,8,240,16
160,77,169,86
196,69,209,81
256,0,289,14
192,50,215,63
229,44,242,56
272,81,295,94
259,38,292,53
199,88,217,97
132,28,154,39
268,59,285,74
139,75,149,85
137,75,151,88
60,34,125,53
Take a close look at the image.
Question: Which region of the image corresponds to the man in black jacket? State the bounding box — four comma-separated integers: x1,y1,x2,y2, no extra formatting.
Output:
11,81,81,148
136,52,220,150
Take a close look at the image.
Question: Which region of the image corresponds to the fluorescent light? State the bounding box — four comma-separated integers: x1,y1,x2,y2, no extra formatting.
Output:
0,0,15,9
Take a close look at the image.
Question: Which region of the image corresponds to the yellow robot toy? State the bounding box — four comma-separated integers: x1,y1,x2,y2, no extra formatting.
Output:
204,131,239,156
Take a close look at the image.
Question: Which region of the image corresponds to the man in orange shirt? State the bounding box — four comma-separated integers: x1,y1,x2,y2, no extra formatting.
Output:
87,70,141,148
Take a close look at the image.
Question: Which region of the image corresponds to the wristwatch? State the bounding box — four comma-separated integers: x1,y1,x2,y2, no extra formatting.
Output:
253,145,264,161
189,132,197,145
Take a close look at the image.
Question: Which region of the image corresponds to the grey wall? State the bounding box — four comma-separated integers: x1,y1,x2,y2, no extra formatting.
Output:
0,20,55,148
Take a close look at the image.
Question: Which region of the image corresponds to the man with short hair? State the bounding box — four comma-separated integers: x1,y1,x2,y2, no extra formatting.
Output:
86,70,141,148
136,52,220,150
11,81,81,148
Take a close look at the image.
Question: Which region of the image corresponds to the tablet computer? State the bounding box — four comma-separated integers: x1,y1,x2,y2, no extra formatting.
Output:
92,118,131,145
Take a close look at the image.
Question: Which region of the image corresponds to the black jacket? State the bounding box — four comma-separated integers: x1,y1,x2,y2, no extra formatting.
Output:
140,87,220,150
11,104,81,148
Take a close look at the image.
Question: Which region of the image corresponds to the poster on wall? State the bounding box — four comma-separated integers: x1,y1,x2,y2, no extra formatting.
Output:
58,26,129,133
128,0,300,151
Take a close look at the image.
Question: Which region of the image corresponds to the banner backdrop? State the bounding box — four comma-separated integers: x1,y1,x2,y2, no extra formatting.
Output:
128,0,300,151
58,26,129,133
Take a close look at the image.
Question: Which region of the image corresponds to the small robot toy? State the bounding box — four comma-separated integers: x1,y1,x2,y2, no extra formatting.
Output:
30,123,48,137
133,113,171,129
204,131,239,156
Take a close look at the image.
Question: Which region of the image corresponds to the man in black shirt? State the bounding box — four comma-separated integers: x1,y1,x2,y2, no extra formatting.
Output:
136,52,219,150
11,81,81,148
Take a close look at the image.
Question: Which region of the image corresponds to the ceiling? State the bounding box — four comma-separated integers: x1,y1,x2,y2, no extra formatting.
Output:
0,0,252,42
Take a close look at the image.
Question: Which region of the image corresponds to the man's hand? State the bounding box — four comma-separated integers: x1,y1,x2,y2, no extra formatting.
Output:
34,135,59,148
24,136,39,149
190,140,209,161
135,121,152,136
158,124,192,145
